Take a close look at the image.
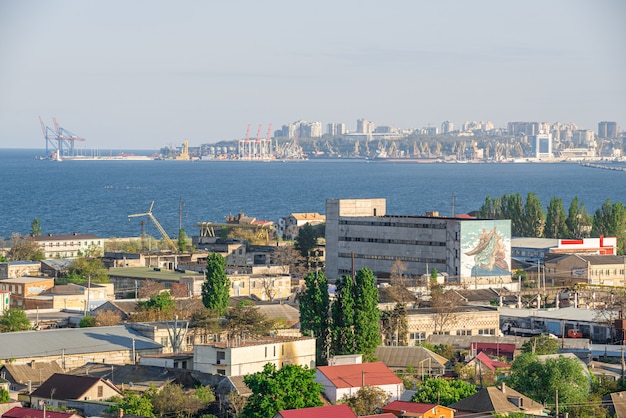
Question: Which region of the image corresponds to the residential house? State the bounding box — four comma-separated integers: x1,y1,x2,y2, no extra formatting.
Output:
545,254,626,287
193,336,316,376
91,299,139,320
465,352,511,376
39,259,72,279
374,346,448,379
0,403,23,417
106,267,205,298
31,234,104,259
0,262,41,280
315,362,404,403
604,391,626,418
278,212,326,240
382,401,455,418
1,407,82,418
274,404,356,418
0,361,64,392
28,373,121,409
0,325,163,369
0,277,54,309
23,283,114,311
449,382,545,417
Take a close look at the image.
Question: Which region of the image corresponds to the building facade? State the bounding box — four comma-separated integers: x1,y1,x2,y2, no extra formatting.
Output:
278,212,326,240
0,261,41,279
31,234,104,259
0,277,54,309
325,198,512,286
193,336,316,376
545,254,626,287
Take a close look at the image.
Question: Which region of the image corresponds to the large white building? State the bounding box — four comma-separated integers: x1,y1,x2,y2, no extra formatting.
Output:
325,198,512,286
32,233,105,259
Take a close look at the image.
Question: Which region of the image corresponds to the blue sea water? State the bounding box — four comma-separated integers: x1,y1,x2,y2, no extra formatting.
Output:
1,148,625,240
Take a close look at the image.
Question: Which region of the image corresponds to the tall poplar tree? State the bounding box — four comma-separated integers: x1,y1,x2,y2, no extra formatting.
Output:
566,196,592,239
593,199,626,255
544,196,568,238
331,275,356,355
299,270,330,365
522,192,545,237
353,268,381,360
201,252,230,315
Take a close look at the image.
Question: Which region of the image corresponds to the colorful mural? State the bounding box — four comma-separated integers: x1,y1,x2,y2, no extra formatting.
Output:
460,220,511,279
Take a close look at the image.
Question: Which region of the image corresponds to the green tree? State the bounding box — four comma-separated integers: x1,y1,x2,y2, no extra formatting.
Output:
506,193,525,236
109,390,155,417
138,291,175,314
566,196,592,238
0,387,10,403
507,353,590,411
152,383,213,418
201,252,230,315
339,385,390,416
300,270,331,365
6,233,44,261
411,378,476,406
177,228,188,253
380,303,408,346
61,257,109,285
522,192,545,237
521,334,559,355
353,268,381,360
242,363,323,418
79,314,97,328
30,218,43,236
225,303,273,339
593,199,626,255
331,275,356,356
295,223,318,262
0,308,31,332
545,196,568,238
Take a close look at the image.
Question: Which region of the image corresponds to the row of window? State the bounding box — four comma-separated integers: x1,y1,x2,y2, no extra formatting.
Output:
339,252,446,265
339,220,447,229
340,236,446,247
41,241,101,247
591,269,625,276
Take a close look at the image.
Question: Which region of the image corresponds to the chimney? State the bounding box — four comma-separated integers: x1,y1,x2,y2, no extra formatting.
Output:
500,382,506,393
30,360,36,368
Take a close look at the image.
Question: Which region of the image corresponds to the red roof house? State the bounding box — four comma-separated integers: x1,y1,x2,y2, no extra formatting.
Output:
315,362,404,403
275,404,356,418
383,400,455,418
466,351,511,372
2,407,82,418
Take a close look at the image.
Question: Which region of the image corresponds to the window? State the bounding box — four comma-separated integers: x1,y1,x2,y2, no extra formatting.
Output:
456,329,472,336
478,328,496,335
161,337,169,346
97,385,103,397
265,347,268,357
217,369,226,375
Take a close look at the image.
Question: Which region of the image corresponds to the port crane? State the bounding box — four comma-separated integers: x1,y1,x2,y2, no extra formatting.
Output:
128,201,178,252
39,116,86,158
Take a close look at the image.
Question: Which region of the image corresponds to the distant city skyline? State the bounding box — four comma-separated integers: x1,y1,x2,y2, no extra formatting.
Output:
1,1,624,150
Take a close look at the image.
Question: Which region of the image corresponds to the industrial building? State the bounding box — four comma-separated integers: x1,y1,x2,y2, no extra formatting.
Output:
325,198,512,287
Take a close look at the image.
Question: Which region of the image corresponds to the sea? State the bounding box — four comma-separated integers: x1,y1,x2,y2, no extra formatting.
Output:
1,148,625,240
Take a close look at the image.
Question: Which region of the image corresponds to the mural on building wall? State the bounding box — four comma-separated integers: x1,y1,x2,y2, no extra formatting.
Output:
461,220,511,278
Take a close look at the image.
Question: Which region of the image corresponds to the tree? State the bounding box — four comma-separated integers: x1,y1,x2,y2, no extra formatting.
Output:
429,287,464,335
136,291,176,321
95,310,122,326
521,334,559,355
177,228,188,253
224,390,247,418
566,196,592,238
331,274,356,356
61,257,109,285
545,196,568,238
272,244,307,278
339,385,390,416
0,387,11,403
300,270,330,365
411,378,476,406
593,199,626,255
108,389,155,417
0,308,31,332
79,314,97,328
295,223,318,262
242,363,323,418
353,268,381,360
380,303,408,346
507,353,590,411
152,383,212,418
30,218,43,236
522,192,545,237
225,303,273,339
6,233,44,261
201,252,230,315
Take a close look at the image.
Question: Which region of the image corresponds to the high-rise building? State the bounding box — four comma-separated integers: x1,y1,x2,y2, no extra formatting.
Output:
598,121,620,139
532,133,553,159
327,123,346,136
356,118,376,134
441,121,454,134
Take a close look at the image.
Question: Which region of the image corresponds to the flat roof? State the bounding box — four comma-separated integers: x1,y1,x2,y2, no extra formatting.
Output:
511,237,559,249
108,267,203,280
0,277,54,284
500,306,600,322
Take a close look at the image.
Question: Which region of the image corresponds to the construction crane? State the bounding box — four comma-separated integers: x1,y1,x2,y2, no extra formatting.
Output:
38,116,86,158
128,201,178,252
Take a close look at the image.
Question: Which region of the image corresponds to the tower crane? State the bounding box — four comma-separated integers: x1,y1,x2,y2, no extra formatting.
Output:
128,201,178,252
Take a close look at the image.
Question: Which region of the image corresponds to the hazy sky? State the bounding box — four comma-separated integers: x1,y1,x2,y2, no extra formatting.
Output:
1,0,624,150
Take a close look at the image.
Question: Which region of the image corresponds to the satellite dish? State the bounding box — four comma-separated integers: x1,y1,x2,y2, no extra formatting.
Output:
129,382,133,387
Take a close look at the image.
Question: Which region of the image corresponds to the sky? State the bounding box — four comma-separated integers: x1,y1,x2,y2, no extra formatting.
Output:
1,0,624,150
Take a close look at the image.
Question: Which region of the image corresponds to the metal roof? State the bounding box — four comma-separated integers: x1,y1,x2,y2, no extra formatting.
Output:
500,306,600,322
0,325,162,359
